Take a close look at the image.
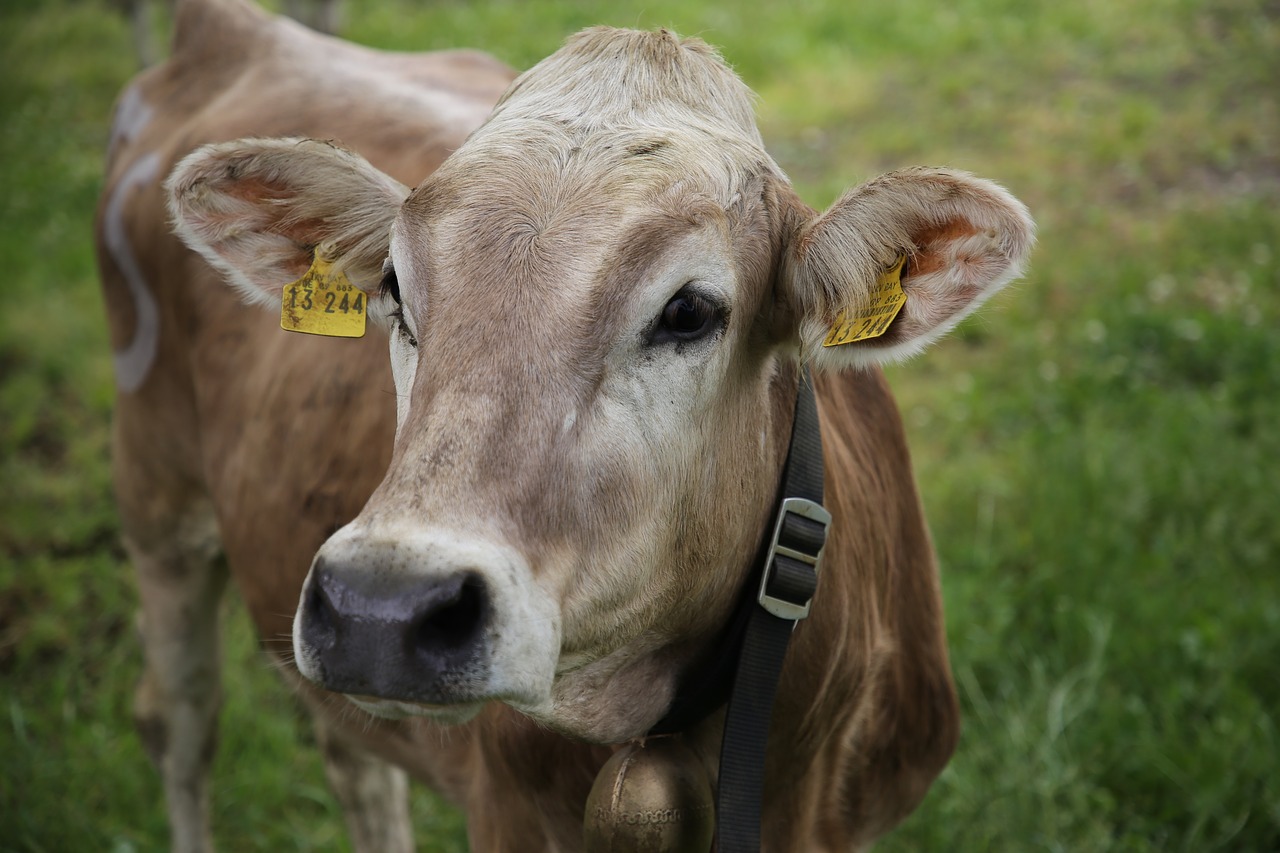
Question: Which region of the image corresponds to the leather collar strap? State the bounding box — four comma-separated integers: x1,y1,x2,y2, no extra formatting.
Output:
647,371,829,851
716,370,829,852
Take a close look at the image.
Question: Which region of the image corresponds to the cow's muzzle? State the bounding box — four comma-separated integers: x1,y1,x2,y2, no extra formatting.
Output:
297,557,492,703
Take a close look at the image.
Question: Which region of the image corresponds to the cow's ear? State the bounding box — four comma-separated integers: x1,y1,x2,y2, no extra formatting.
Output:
781,168,1034,368
166,137,408,309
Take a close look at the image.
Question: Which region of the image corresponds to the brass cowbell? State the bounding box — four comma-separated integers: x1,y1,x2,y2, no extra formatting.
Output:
583,737,715,853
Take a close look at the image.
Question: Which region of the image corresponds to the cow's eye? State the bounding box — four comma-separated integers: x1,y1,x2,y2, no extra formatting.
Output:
380,258,401,305
653,286,723,344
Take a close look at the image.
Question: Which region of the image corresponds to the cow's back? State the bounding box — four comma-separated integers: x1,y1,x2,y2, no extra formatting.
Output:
96,0,513,649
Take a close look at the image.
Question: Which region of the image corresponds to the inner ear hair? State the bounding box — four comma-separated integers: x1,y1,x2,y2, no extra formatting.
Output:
786,167,1034,367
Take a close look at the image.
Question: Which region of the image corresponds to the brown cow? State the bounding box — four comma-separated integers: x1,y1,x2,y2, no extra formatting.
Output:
97,1,1033,850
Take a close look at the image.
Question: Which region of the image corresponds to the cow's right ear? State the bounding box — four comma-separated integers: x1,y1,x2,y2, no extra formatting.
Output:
166,137,409,309
779,167,1034,368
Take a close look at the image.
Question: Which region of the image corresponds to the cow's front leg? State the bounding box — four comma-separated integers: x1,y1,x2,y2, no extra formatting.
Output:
127,505,226,853
312,714,414,853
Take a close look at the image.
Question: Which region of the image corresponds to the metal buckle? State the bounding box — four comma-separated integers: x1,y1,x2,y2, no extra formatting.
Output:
757,497,831,621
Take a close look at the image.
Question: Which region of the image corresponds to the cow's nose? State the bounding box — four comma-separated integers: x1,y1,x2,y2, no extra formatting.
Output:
298,560,490,702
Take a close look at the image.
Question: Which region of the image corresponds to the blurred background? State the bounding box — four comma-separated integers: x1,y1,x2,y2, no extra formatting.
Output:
1,0,1276,849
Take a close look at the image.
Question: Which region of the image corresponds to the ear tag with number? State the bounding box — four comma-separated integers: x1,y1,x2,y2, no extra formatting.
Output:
822,253,908,347
280,254,367,338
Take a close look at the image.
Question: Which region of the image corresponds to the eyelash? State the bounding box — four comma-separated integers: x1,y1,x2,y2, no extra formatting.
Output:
381,261,401,304
388,306,417,348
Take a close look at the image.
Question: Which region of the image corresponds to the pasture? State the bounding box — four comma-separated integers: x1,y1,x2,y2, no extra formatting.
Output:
1,0,1276,849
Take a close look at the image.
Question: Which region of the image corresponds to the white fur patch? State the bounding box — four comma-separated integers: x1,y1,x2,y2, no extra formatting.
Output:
387,234,420,434
105,151,163,393
108,83,154,162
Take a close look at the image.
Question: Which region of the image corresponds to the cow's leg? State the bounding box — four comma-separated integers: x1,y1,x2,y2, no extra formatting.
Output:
312,713,414,853
127,502,225,853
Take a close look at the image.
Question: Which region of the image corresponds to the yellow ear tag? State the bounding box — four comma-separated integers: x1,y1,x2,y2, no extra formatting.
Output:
280,255,367,338
822,253,908,347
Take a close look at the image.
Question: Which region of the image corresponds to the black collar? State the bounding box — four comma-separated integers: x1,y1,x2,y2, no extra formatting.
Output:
648,369,830,851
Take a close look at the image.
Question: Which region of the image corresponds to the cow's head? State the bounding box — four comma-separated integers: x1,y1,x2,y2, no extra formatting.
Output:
168,28,1032,743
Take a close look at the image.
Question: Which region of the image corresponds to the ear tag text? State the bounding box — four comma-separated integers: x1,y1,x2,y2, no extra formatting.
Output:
823,253,908,347
281,254,367,338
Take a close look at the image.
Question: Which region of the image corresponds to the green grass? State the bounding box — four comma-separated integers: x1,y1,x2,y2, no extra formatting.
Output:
1,0,1277,849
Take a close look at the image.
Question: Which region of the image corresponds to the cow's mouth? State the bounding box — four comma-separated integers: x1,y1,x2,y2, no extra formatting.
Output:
346,694,486,724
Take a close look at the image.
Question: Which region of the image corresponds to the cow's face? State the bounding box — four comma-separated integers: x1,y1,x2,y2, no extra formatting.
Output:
167,28,1033,742
318,128,798,739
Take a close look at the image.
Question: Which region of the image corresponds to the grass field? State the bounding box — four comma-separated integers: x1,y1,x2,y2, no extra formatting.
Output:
2,0,1278,849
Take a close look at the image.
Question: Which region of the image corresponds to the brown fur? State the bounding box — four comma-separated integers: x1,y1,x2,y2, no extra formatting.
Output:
100,3,1033,850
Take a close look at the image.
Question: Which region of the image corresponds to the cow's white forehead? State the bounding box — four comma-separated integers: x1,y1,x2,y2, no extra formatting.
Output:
492,27,764,142
410,28,779,213
388,27,785,308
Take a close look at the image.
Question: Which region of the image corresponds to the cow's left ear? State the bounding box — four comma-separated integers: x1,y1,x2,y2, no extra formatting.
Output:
781,167,1034,368
166,137,409,311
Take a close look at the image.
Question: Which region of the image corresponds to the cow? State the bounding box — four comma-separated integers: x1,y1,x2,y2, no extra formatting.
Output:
96,0,1034,850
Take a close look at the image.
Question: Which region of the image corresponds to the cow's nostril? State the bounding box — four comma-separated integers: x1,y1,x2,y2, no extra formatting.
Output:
303,568,338,651
414,575,487,652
